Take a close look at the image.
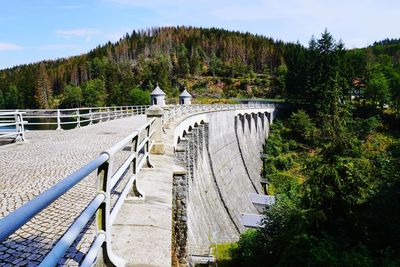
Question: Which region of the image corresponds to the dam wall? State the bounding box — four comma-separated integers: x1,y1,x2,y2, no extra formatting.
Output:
172,109,273,265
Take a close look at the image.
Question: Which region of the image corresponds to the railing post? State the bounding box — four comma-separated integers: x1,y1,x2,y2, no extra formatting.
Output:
145,106,165,155
99,108,103,123
128,133,144,198
56,109,62,130
107,108,111,121
76,109,81,128
89,108,93,125
14,112,24,141
19,113,25,141
96,154,125,266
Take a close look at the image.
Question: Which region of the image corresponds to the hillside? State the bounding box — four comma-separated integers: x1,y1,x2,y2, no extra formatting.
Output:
0,26,289,109
1,26,399,110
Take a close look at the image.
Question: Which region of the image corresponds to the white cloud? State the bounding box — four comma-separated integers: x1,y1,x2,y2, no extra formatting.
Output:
0,42,22,50
56,28,100,41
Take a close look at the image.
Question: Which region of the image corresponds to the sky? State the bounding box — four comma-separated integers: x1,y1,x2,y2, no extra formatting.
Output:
0,0,399,70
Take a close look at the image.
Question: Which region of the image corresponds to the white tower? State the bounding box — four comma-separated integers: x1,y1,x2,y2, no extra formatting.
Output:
179,88,192,105
150,83,166,107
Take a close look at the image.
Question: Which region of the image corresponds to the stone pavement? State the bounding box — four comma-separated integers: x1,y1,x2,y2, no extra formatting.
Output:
0,115,146,266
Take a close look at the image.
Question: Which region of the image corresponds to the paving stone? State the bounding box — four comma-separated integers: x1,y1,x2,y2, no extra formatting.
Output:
0,115,147,266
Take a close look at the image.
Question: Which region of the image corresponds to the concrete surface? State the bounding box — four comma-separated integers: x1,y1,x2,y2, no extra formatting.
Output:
111,119,175,267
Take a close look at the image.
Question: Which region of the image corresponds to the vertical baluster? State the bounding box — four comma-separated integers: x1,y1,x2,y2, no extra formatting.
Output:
56,109,61,130
89,108,93,125
19,113,25,141
14,113,21,141
96,154,125,266
76,109,81,128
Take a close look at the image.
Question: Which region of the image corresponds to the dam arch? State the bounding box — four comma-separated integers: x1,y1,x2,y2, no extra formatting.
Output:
172,108,275,265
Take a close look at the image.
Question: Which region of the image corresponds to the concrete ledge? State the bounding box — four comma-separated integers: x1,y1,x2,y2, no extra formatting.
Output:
249,193,275,206
240,213,265,228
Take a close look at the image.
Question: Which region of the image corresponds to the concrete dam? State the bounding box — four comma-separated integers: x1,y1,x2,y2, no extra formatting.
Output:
0,104,276,266
171,108,276,265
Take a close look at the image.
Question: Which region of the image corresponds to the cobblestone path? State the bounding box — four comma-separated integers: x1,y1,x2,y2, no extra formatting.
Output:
0,115,146,266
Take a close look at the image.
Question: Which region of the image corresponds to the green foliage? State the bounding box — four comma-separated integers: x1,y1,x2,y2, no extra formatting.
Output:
0,26,290,108
230,229,267,267
4,84,20,108
209,54,224,77
0,90,4,109
210,243,235,267
288,110,317,144
128,87,150,105
82,79,107,107
233,30,400,267
352,116,381,138
366,68,391,109
62,84,82,108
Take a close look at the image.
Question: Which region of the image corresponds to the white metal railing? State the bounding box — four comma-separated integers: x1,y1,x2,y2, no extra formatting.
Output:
162,103,277,123
0,118,156,266
14,106,149,130
0,111,26,141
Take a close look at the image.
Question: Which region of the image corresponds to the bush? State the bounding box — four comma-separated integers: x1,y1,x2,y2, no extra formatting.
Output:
289,110,318,144
129,87,150,105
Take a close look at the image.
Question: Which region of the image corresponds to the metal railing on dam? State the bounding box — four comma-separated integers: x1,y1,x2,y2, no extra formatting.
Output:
0,103,277,266
0,111,26,142
6,106,150,130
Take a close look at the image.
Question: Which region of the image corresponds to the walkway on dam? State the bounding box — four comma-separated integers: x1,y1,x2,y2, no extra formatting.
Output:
112,121,175,267
0,116,147,266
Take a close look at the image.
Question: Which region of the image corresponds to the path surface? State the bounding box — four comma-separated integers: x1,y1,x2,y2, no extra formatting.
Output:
0,116,146,266
112,123,175,267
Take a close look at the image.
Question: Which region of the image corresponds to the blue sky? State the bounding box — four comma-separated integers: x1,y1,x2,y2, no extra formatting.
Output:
1,0,399,70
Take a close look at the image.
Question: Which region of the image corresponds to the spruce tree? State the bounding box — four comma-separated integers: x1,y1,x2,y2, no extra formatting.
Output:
34,63,53,108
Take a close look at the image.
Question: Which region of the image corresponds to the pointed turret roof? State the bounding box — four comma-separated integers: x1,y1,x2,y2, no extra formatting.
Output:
150,83,165,96
179,88,192,98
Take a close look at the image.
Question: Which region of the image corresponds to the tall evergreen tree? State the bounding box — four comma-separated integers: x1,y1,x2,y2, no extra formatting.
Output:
34,63,53,108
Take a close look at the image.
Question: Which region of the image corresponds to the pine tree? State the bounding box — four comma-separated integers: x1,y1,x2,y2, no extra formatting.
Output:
34,63,53,108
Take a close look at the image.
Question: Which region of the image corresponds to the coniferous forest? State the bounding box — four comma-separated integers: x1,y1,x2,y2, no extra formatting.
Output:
1,26,400,266
0,26,288,109
229,31,400,266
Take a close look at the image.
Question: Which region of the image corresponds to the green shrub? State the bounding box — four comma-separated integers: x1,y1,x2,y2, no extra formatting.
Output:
289,110,318,144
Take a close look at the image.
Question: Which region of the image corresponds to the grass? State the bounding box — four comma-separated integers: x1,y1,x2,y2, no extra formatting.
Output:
211,243,236,267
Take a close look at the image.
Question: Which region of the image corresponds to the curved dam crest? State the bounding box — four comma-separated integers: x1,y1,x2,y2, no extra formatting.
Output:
172,108,274,265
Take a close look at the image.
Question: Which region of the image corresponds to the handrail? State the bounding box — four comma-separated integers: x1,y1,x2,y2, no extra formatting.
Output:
0,106,150,130
0,117,157,266
0,154,109,241
0,111,26,141
162,103,276,124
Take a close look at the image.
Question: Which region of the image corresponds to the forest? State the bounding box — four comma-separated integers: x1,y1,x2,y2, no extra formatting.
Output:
1,26,400,266
227,31,400,266
1,27,399,113
0,26,287,109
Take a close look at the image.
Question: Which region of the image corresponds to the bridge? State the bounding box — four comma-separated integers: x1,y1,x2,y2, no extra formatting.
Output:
0,103,277,266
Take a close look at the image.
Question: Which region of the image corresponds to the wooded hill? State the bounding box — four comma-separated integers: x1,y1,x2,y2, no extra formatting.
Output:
0,26,399,111
0,26,288,109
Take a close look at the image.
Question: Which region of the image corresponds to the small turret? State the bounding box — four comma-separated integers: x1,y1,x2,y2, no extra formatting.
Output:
179,88,192,105
150,83,166,107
